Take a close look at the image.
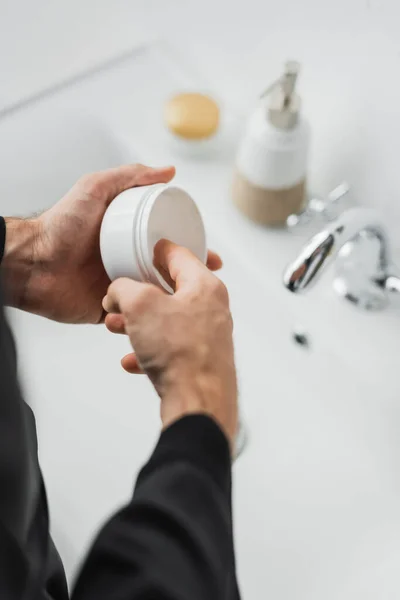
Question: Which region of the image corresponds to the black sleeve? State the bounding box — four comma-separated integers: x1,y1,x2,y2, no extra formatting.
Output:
0,216,239,599
0,257,68,600
72,415,240,600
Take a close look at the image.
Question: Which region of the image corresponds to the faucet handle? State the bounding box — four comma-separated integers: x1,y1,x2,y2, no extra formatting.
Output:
287,182,351,230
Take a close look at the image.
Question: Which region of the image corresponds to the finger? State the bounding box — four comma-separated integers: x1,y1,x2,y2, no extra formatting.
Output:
102,278,141,314
104,278,161,316
104,253,220,310
156,250,222,291
121,352,144,374
153,239,208,290
206,250,223,271
105,312,126,335
102,293,120,314
101,164,176,203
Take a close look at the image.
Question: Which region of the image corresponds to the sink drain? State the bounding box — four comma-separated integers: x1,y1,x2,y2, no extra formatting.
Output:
292,329,310,349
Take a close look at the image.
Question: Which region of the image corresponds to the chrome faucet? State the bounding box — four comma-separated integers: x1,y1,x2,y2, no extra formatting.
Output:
283,207,400,310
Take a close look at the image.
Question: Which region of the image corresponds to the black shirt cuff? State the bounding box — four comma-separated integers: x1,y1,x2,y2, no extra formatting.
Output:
139,415,232,495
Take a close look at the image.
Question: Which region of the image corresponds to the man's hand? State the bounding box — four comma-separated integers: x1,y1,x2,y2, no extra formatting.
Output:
2,164,221,323
103,240,238,446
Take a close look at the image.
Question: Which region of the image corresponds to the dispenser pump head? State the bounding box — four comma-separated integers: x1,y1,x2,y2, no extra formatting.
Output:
261,60,301,130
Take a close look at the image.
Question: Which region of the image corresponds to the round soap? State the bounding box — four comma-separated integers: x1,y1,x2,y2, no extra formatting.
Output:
164,93,220,140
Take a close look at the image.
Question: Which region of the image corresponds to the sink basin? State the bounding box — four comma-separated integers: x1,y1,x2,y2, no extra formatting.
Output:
0,111,126,215
2,41,400,600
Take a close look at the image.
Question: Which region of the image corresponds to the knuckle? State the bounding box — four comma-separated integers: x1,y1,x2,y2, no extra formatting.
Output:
131,162,146,171
77,172,104,197
78,172,96,187
129,284,159,314
209,277,229,303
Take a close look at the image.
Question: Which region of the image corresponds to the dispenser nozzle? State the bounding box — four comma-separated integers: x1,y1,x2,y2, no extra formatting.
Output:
282,61,300,106
260,60,300,101
260,60,302,130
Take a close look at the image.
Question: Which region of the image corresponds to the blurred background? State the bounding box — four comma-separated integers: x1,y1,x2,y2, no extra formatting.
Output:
3,0,400,226
3,1,400,599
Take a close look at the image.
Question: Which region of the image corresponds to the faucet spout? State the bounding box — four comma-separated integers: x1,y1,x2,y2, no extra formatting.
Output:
283,208,391,294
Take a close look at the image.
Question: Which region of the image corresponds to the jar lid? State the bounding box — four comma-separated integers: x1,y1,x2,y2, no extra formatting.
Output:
136,185,207,293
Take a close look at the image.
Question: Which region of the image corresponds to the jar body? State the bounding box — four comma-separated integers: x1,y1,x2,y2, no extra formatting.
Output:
233,106,310,226
100,183,207,292
100,185,153,284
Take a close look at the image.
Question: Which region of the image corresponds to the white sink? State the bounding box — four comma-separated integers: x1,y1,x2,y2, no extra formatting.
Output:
0,112,126,215
2,41,400,600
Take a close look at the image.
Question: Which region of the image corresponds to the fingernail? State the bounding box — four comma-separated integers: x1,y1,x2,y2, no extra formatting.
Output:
102,296,109,312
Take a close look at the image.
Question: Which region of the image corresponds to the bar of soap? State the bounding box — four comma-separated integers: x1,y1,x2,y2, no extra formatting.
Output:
164,93,220,140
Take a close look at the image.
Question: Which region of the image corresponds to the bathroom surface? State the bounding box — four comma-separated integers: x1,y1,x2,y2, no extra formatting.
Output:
1,40,400,600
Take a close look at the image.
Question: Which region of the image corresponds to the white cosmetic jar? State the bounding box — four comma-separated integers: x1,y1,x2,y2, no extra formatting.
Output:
100,183,207,292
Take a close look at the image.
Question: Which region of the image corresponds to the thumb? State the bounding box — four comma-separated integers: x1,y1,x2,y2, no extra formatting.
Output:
153,239,207,291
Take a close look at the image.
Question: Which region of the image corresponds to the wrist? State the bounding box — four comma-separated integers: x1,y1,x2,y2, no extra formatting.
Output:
2,217,42,309
159,370,238,449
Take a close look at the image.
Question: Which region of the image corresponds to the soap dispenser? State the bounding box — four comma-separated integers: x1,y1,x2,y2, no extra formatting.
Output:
232,61,310,226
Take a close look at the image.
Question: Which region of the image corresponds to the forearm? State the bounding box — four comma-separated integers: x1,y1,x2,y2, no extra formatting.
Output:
1,217,41,310
72,415,240,600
